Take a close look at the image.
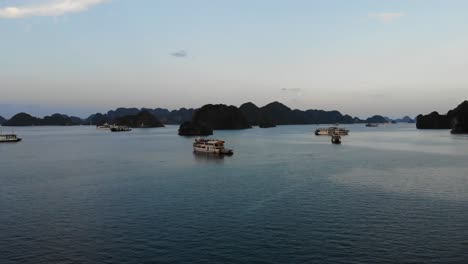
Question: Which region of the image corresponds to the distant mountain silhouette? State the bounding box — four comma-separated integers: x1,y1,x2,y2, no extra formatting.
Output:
259,102,296,125
42,114,81,126
107,108,140,120
178,101,393,135
70,116,84,125
417,101,468,133
0,115,6,125
364,115,388,124
352,117,364,123
86,113,109,126
2,113,41,126
86,107,194,126
115,110,165,128
2,101,396,128
259,120,276,128
143,108,194,124
393,116,415,123
178,121,213,136
2,113,81,126
239,101,355,126
416,111,450,129
449,101,468,133
178,104,250,135
239,102,260,126
192,104,251,130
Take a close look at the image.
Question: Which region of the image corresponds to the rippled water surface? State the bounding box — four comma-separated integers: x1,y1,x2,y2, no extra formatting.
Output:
1,124,468,263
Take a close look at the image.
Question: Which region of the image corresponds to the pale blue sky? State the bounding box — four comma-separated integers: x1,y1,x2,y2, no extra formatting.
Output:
1,0,468,118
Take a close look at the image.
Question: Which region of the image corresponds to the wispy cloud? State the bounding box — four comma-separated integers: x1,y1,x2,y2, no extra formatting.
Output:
368,12,404,23
281,88,301,92
170,50,188,58
0,0,110,19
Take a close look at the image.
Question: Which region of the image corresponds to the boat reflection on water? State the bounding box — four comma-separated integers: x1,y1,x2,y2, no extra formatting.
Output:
193,152,226,164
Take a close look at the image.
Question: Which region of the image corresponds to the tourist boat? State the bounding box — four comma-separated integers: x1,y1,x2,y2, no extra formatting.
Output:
193,138,233,155
315,127,349,136
110,125,132,132
331,134,341,144
0,133,22,143
366,123,379,127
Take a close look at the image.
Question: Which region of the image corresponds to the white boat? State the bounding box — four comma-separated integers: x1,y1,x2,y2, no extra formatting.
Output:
366,123,379,127
315,127,349,136
0,133,22,143
193,138,233,155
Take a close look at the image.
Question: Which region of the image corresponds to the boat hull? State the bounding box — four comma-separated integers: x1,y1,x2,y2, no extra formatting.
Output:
0,138,22,143
315,131,329,135
194,147,221,154
110,127,132,132
193,147,233,155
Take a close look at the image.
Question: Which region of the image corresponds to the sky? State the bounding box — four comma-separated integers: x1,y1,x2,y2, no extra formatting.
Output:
1,0,468,118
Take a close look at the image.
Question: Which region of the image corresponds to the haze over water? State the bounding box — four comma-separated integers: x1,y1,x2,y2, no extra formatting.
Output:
1,124,467,263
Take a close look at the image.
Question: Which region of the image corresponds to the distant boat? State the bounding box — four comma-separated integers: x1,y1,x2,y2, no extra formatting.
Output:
366,123,379,127
0,133,22,143
331,134,341,144
315,127,349,136
110,126,132,132
193,138,233,155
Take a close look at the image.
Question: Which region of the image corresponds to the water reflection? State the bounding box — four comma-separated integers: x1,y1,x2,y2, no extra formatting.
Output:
451,133,468,139
193,152,226,164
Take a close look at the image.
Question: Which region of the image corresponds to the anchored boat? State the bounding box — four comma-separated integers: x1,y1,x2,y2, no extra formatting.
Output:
315,127,349,136
0,133,22,143
193,138,233,155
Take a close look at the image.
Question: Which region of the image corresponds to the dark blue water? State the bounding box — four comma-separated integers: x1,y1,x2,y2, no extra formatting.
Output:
1,124,468,263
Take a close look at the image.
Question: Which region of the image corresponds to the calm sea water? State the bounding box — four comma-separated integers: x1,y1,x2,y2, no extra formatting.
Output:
1,124,468,264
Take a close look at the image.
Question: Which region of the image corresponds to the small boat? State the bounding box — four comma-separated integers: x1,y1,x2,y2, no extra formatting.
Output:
315,127,349,136
110,125,132,132
331,134,341,144
193,138,233,155
366,123,379,127
0,133,22,143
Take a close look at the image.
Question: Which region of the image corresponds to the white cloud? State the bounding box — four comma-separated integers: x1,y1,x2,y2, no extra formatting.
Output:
368,12,404,23
0,0,110,19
